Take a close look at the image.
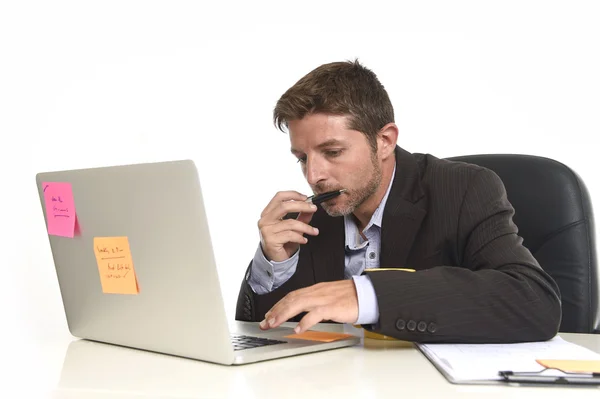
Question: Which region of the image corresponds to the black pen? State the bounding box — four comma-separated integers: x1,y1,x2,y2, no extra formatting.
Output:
283,189,347,220
307,189,347,205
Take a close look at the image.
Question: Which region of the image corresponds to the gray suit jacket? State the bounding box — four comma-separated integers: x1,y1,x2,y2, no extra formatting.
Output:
235,146,562,343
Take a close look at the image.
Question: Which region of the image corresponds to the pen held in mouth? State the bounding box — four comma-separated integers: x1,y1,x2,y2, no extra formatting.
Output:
282,189,346,220
307,189,347,205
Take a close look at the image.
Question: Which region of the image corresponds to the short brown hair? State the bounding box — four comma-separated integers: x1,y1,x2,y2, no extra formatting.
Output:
273,59,394,151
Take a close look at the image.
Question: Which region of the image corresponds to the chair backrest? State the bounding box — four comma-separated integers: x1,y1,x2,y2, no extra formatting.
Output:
446,154,599,334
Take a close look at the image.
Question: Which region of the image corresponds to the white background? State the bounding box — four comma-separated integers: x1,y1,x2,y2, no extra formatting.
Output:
1,0,599,391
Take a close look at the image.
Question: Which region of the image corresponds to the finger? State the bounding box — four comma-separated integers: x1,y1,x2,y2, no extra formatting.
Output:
267,219,319,237
294,309,326,334
272,201,318,221
264,284,317,321
265,230,309,247
261,191,308,217
296,210,315,225
265,290,320,329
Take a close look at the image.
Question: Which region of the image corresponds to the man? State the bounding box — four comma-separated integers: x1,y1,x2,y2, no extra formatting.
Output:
235,60,562,343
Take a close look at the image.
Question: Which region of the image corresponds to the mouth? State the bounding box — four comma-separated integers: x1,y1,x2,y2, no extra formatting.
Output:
315,188,346,196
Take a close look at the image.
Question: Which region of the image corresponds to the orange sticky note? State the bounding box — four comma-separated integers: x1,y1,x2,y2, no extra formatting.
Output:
536,359,600,373
93,237,139,294
42,182,79,237
283,330,354,342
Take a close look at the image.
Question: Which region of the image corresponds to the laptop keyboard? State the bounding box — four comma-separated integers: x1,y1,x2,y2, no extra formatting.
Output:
231,334,287,351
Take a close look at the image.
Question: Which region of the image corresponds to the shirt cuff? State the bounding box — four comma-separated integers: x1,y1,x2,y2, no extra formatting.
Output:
352,275,380,325
247,245,299,294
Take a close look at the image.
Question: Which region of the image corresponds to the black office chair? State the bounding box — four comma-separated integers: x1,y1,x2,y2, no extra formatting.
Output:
446,154,599,334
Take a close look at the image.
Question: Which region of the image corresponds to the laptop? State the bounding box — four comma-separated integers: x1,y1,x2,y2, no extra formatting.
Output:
35,159,360,365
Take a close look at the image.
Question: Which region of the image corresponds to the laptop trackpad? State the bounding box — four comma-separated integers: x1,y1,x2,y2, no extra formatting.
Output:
230,321,294,337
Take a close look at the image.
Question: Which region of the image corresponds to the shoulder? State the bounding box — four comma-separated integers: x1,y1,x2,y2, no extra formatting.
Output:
416,152,485,175
414,152,500,188
410,153,506,205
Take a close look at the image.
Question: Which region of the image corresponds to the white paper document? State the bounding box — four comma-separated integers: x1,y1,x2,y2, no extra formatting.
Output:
416,336,600,384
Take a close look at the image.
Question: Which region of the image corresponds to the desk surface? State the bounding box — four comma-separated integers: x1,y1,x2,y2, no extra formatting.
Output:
5,323,600,398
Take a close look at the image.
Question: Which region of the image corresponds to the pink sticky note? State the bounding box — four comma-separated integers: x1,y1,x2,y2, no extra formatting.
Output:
42,182,78,238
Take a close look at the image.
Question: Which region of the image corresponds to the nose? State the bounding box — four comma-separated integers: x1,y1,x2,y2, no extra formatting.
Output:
304,156,327,186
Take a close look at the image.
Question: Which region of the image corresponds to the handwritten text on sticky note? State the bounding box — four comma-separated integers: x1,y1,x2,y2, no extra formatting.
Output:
93,237,139,294
42,182,78,237
283,330,354,342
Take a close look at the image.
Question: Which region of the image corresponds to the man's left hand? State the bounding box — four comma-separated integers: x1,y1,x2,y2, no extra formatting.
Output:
259,280,359,333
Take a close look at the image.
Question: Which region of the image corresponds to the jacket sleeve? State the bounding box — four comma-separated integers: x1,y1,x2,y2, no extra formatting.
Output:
364,168,562,343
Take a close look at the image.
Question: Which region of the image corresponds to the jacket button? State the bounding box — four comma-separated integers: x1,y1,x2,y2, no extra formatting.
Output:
417,321,427,332
407,320,417,331
395,319,406,331
427,322,438,333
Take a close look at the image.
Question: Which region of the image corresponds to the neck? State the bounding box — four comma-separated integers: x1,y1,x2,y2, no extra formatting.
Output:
352,157,395,231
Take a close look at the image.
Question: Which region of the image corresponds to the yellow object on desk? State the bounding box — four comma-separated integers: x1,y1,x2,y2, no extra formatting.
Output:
356,268,415,340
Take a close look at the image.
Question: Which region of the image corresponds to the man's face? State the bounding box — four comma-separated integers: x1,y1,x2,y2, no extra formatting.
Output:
288,113,382,217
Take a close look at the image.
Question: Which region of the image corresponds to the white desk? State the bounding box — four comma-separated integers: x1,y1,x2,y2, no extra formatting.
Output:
6,324,599,398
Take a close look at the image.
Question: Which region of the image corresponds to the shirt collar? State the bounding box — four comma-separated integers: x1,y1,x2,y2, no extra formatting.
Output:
344,165,396,248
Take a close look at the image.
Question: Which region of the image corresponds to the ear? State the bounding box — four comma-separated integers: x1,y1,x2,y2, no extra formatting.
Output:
377,123,399,160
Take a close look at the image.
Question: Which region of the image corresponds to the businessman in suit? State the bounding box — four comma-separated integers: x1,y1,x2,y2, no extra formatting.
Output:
235,60,562,343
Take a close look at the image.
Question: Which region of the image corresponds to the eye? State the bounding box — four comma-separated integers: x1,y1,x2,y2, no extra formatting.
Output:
296,156,307,164
324,149,342,158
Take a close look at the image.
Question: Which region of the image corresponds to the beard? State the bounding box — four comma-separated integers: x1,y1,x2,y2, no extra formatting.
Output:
319,152,382,217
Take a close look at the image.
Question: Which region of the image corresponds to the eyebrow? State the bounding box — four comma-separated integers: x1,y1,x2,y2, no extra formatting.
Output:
291,139,346,156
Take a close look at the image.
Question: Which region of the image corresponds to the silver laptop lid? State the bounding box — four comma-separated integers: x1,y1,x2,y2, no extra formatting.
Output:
36,160,235,364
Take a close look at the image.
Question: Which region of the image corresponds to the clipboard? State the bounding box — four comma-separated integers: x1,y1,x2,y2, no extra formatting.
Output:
416,336,600,386
499,369,600,386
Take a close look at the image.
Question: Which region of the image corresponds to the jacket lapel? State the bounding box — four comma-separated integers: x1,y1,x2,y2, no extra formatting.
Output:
309,146,428,280
380,147,428,268
380,198,427,267
310,211,346,283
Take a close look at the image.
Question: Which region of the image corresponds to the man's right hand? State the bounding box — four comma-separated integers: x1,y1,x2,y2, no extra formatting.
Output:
258,191,320,262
